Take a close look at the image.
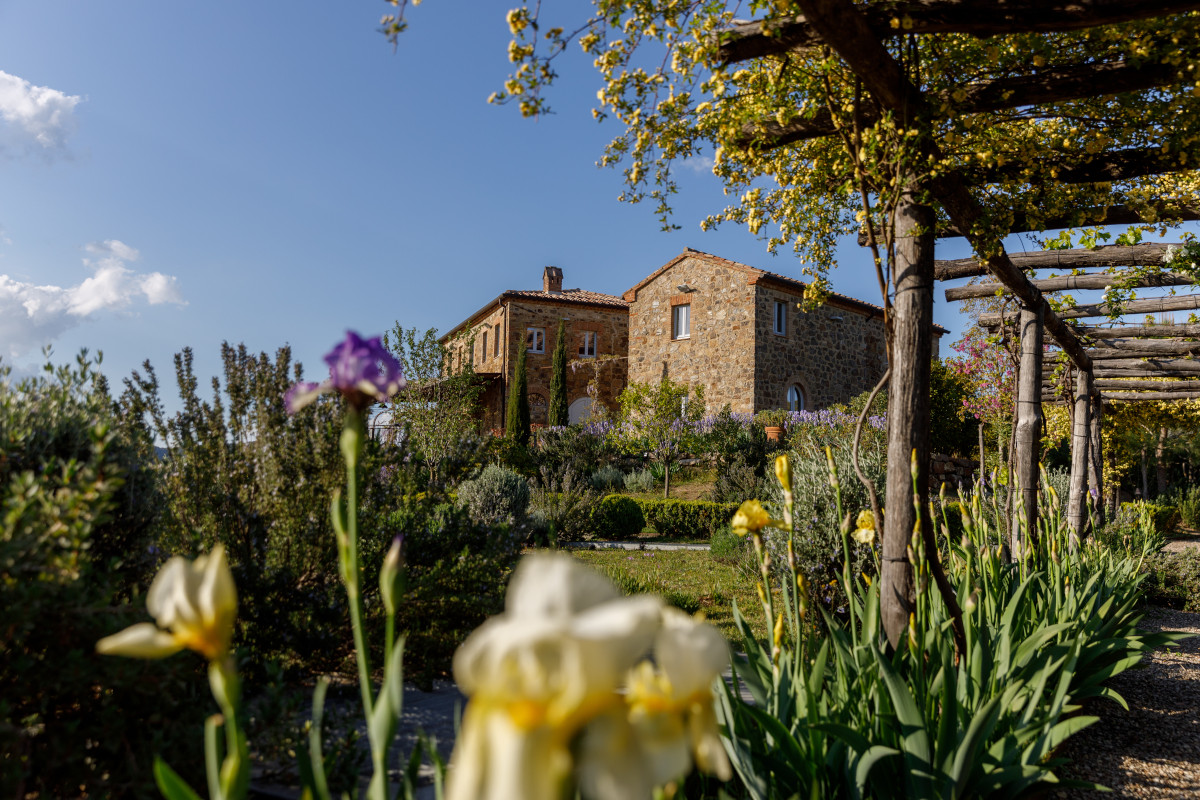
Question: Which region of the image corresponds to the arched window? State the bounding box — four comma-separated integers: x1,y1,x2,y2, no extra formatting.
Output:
787,385,805,412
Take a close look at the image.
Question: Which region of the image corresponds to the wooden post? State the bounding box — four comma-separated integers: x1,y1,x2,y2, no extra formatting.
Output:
1067,370,1092,544
1089,392,1105,529
1012,304,1044,557
882,190,934,650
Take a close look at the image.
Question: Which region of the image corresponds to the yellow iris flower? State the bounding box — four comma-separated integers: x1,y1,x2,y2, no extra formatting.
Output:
97,544,237,662
731,499,778,536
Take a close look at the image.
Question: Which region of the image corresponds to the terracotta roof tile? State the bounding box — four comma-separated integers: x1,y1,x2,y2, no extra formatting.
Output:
501,288,629,309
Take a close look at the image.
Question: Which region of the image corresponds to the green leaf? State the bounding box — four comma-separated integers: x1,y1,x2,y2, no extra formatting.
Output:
154,758,204,800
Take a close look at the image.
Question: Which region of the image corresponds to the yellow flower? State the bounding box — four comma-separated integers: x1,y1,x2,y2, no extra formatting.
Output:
608,609,732,790
97,545,237,661
851,509,876,545
731,499,772,536
774,454,792,491
448,554,663,800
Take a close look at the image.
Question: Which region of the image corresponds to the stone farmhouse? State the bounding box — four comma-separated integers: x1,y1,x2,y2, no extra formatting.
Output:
442,249,945,428
440,266,630,432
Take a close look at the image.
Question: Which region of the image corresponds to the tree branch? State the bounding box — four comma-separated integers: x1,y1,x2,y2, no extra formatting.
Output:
719,1,1200,65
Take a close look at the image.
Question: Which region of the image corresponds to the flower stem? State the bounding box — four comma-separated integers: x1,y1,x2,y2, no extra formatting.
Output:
340,411,373,719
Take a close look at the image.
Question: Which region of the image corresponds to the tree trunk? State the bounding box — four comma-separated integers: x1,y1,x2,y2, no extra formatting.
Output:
1089,394,1105,529
1012,305,1044,557
1067,370,1091,545
1140,445,1149,500
881,190,935,650
664,461,671,499
1156,426,1169,498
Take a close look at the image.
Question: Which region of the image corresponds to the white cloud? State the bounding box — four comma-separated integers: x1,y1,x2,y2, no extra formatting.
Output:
0,71,81,161
681,155,714,174
0,239,185,359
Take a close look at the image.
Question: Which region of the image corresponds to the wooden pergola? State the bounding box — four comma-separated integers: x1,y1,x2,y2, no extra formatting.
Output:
717,0,1200,647
942,243,1200,540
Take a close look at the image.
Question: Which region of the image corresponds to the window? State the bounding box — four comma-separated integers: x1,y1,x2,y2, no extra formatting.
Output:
494,325,502,357
527,327,545,353
787,385,805,412
774,301,787,335
481,331,488,362
578,331,597,357
672,304,690,339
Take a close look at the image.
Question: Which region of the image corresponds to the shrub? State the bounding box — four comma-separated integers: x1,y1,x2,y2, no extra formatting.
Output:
529,468,599,543
1142,550,1200,611
761,431,886,617
708,460,767,504
590,494,646,538
1173,486,1200,530
625,468,657,493
637,498,739,539
709,523,748,563
591,464,626,492
2,354,207,798
457,464,531,527
1093,501,1171,556
532,425,618,483
123,342,510,680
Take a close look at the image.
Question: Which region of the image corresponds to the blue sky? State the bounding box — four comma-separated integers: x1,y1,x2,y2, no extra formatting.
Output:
0,1,1188,401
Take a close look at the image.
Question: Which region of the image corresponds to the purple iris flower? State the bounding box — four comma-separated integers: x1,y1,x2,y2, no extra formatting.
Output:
286,331,405,413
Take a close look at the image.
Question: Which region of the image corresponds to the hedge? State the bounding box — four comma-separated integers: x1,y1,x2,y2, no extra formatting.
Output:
590,495,646,538
635,498,740,540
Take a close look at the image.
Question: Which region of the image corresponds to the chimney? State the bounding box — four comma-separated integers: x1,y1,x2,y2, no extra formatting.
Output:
543,266,563,293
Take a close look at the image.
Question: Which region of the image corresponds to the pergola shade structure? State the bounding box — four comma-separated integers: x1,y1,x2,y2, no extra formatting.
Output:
712,0,1200,648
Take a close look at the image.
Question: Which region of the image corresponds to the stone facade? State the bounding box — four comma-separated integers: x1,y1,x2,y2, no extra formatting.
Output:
442,269,628,432
623,249,944,414
444,250,946,427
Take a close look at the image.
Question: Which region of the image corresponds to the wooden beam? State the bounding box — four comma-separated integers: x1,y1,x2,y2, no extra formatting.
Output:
1092,379,1200,390
946,269,1192,300
1046,357,1200,372
1085,339,1200,358
718,1,1200,64
936,248,1180,289
939,244,1180,285
980,292,1200,325
861,204,1200,246
1091,368,1200,378
1044,391,1200,401
972,146,1200,187
1078,323,1200,339
735,56,1186,150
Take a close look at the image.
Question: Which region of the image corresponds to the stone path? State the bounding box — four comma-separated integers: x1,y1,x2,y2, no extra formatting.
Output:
566,540,711,551
1058,607,1200,798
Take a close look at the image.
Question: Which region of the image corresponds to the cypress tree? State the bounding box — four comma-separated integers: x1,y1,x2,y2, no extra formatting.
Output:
506,344,530,446
548,319,569,427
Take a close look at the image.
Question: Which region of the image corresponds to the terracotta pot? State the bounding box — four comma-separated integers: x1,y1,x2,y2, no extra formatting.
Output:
765,426,784,442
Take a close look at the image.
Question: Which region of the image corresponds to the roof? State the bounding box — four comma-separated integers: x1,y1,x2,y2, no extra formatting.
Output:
623,248,950,335
440,287,629,342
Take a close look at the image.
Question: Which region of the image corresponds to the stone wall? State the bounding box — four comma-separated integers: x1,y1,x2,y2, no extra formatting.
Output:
928,454,979,494
753,281,889,411
626,254,759,412
626,252,922,414
450,300,628,430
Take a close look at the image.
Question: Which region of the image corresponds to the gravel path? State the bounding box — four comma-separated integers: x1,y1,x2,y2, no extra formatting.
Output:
1058,607,1200,798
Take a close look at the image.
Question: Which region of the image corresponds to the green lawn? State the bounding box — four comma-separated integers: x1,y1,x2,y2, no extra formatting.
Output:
570,549,768,642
